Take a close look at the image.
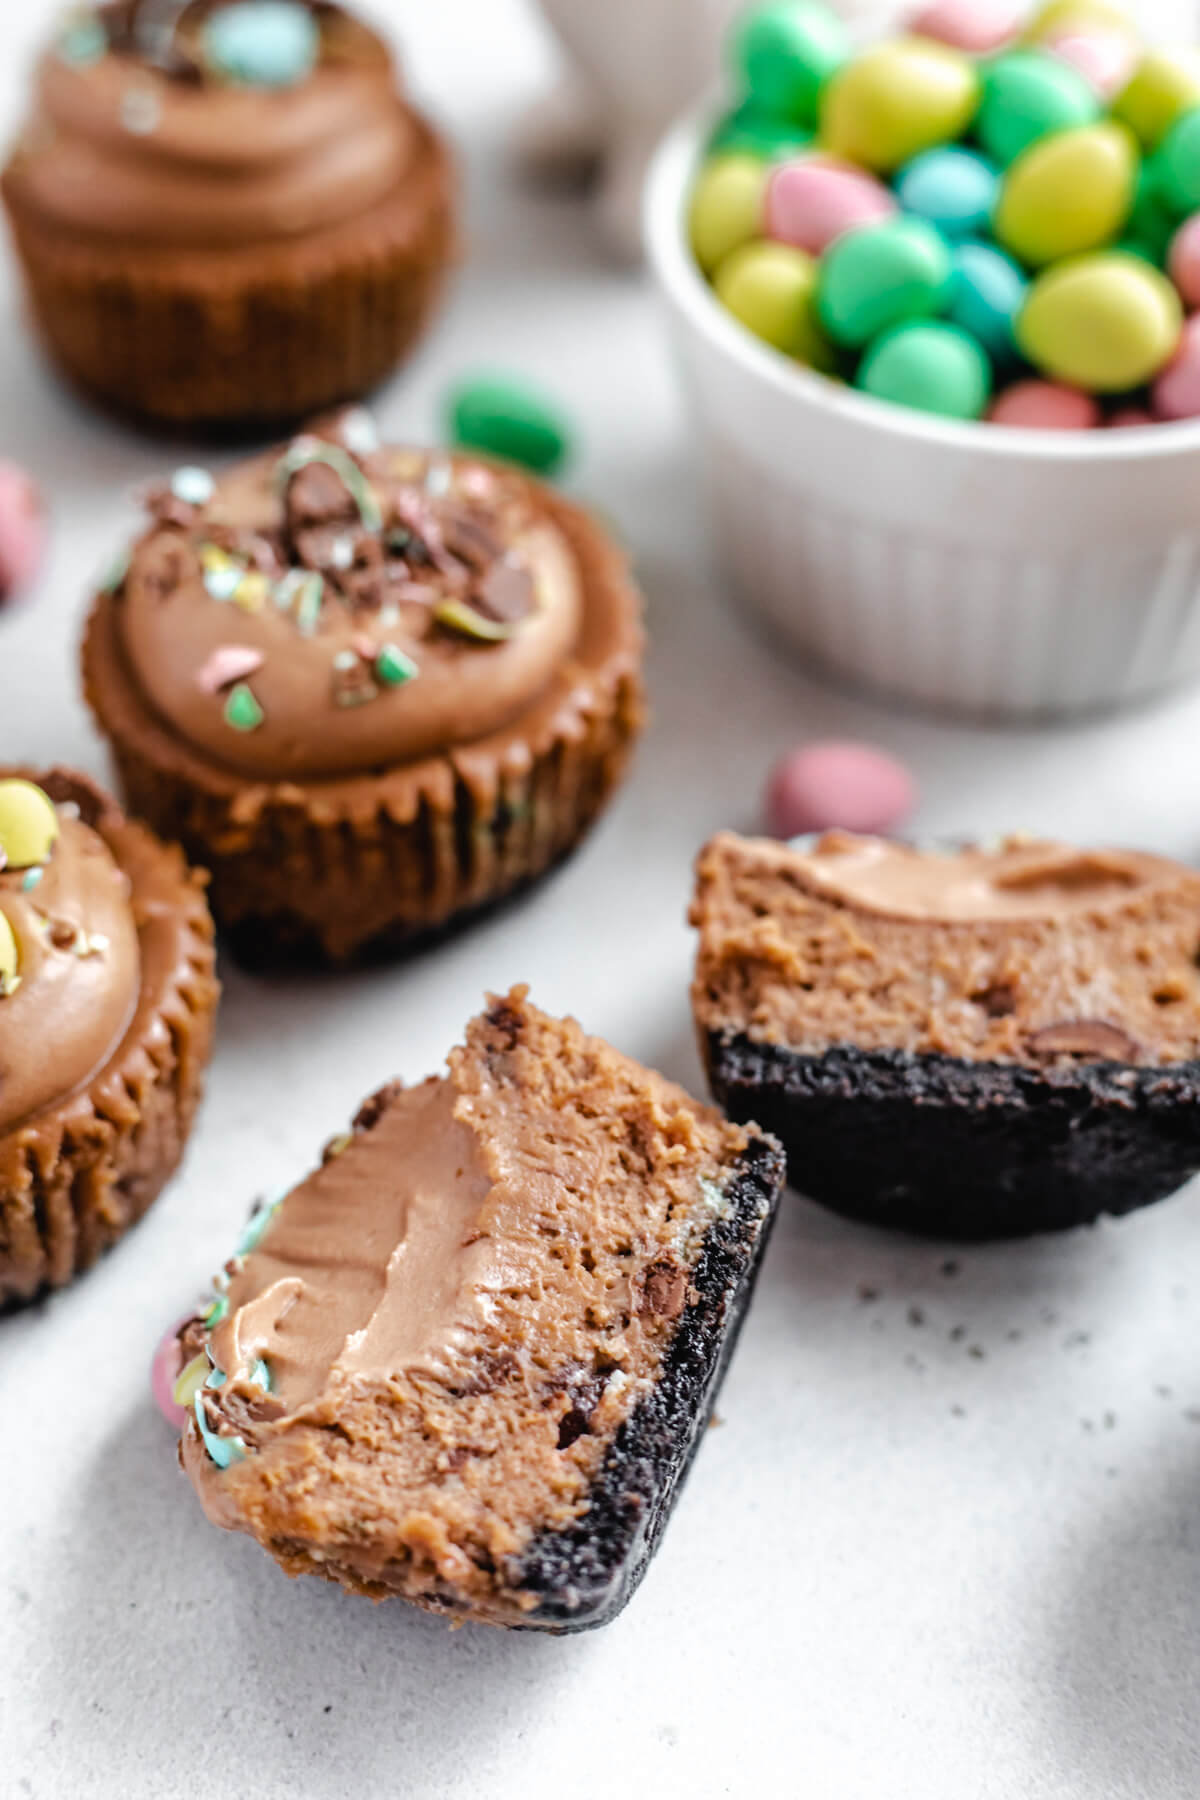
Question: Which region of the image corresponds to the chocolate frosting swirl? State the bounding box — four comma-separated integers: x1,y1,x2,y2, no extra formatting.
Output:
0,812,140,1133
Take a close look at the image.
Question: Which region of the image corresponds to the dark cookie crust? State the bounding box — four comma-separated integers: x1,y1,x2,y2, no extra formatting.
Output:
509,1133,785,1631
705,1031,1200,1242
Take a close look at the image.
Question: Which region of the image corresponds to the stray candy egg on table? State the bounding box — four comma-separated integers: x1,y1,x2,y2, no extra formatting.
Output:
447,374,571,475
988,379,1102,429
766,741,917,840
765,157,895,256
820,37,981,174
1018,251,1183,392
0,462,46,607
908,0,1023,57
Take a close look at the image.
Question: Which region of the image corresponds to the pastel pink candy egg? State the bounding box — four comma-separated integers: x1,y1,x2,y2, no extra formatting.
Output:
766,741,917,839
0,462,46,605
1107,406,1156,427
1168,214,1200,310
765,158,896,256
150,1315,195,1430
908,0,1022,54
1043,30,1137,99
1153,314,1200,420
988,381,1101,430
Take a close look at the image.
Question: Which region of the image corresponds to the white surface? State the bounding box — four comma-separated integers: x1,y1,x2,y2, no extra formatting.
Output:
4,5,1200,1798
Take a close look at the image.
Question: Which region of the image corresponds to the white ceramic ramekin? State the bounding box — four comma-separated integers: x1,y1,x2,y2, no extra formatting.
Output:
644,106,1200,720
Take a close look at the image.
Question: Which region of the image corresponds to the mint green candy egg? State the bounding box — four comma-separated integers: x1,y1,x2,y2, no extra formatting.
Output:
731,1,849,128
714,241,836,368
976,50,1099,167
858,322,992,420
1017,251,1182,391
820,38,980,174
689,153,769,275
817,217,954,349
1153,108,1200,218
709,99,814,161
1122,163,1177,265
994,122,1138,267
949,240,1027,367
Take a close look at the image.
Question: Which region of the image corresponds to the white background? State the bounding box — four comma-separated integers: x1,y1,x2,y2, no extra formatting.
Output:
4,4,1200,1797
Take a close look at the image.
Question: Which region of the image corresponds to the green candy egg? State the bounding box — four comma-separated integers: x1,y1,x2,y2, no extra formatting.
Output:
709,99,814,161
1113,50,1200,152
731,1,849,128
447,376,570,475
1153,108,1200,218
994,122,1138,268
817,217,954,349
820,37,980,174
858,321,992,420
714,241,835,368
1123,163,1178,265
688,153,769,275
975,51,1099,168
0,779,59,872
1017,251,1182,392
0,911,17,993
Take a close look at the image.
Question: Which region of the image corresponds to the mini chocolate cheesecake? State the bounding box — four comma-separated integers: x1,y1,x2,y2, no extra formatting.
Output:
691,830,1200,1241
177,988,783,1629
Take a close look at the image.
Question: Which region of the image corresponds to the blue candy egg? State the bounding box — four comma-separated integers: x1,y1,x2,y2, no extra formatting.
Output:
204,2,320,88
948,239,1027,366
895,147,1000,242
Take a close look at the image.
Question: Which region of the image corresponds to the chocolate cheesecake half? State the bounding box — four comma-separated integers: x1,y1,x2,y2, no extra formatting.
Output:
179,988,783,1629
691,830,1200,1240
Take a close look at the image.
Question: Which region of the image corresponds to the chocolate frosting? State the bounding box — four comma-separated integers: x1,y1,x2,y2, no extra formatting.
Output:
7,8,416,250
111,437,583,781
0,811,140,1134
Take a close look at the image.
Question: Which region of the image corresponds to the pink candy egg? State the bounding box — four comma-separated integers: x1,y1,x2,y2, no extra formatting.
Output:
765,157,896,256
766,741,917,839
1153,314,1200,420
1108,406,1156,427
908,0,1022,55
0,462,46,605
150,1316,194,1430
1043,30,1137,100
1168,214,1200,310
988,381,1102,430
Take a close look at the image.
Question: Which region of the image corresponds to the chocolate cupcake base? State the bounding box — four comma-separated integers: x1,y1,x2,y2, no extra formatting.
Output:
0,770,218,1307
705,1032,1200,1241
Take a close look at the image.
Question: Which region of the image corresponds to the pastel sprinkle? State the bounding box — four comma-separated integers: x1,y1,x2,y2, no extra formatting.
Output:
172,1352,210,1410
193,1390,246,1469
202,1292,229,1326
376,642,419,686
236,1192,284,1256
223,683,264,732
233,572,269,613
170,465,215,506
250,1358,272,1392
21,867,43,891
196,645,265,694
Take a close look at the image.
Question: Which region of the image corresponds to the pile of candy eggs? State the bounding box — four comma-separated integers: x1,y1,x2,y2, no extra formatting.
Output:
687,0,1200,428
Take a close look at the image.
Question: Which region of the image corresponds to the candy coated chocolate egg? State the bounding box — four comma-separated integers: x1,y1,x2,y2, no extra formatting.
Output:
1044,29,1136,100
715,241,835,367
1123,163,1178,266
689,153,769,274
0,912,17,991
766,742,916,839
0,780,59,872
1153,109,1200,219
949,240,1027,365
976,51,1100,168
858,320,992,419
1153,313,1200,418
988,380,1100,427
0,462,46,606
1018,252,1183,391
203,1,319,87
1168,212,1200,307
710,99,813,161
895,146,999,242
909,0,1022,56
151,1319,193,1430
731,1,849,128
817,217,954,349
448,375,571,474
1025,1,1139,44
994,122,1137,267
1112,49,1200,151
765,157,895,254
819,38,980,174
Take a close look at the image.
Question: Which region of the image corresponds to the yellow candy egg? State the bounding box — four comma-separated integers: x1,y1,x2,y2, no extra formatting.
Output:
1112,49,1200,151
1017,251,1183,392
0,911,17,993
994,122,1137,268
688,153,769,276
819,38,980,175
0,779,59,872
714,239,836,368
1024,1,1139,42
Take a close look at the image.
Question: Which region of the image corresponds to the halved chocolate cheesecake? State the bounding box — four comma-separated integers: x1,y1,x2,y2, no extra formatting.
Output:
691,830,1200,1240
178,988,783,1629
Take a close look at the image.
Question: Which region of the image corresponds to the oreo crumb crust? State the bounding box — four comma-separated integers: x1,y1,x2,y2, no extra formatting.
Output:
705,1033,1200,1241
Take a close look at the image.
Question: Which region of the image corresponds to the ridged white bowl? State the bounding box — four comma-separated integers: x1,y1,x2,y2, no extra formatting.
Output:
644,107,1200,720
